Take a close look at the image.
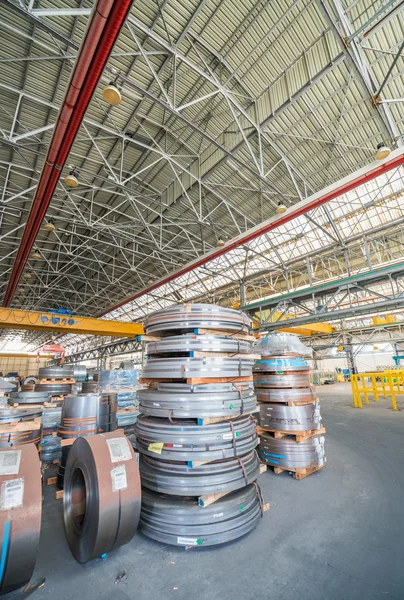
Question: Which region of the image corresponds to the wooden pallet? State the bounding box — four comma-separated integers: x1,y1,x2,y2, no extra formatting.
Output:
0,417,42,433
46,476,57,486
38,378,75,384
272,459,326,480
140,375,253,386
10,402,59,408
140,329,255,342
56,490,64,500
257,425,326,443
196,408,257,426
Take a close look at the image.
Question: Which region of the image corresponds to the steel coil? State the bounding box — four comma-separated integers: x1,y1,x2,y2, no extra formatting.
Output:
253,372,311,388
134,415,258,461
138,383,256,419
34,382,72,395
23,376,37,385
253,356,310,373
142,356,253,380
9,391,50,404
139,451,260,495
258,401,321,431
57,394,118,439
0,409,42,423
0,407,42,448
256,386,316,403
63,432,141,563
258,431,326,469
140,483,262,546
73,365,87,382
146,334,252,356
0,444,42,595
145,303,251,334
38,366,74,379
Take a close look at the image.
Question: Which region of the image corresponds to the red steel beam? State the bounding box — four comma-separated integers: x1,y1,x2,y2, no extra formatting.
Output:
97,149,404,317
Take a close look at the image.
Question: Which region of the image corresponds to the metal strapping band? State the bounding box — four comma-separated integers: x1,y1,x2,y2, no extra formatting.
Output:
237,457,249,485
252,481,264,517
229,420,237,456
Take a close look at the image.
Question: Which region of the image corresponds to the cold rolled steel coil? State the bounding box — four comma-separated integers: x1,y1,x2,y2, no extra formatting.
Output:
258,401,321,431
142,356,253,380
23,376,37,385
81,381,98,393
0,429,42,449
138,383,256,419
253,372,311,388
57,446,71,489
63,431,141,563
34,382,72,395
258,431,326,469
0,409,42,448
57,394,117,439
0,444,42,595
145,303,251,334
146,334,252,356
140,483,262,547
134,414,258,461
0,409,42,423
38,366,74,379
253,356,310,373
9,391,50,404
73,365,87,382
139,451,260,496
256,386,316,403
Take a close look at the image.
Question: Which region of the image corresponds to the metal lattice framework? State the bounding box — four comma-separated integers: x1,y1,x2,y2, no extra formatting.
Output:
1,0,404,355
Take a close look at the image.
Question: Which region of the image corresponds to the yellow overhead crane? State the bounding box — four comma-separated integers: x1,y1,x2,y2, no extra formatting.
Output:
255,310,334,336
0,308,144,337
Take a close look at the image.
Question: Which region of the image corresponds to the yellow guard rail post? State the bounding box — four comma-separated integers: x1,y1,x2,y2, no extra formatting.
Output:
351,371,401,411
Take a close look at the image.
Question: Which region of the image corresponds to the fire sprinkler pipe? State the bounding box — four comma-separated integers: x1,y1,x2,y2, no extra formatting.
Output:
97,147,404,317
3,0,134,308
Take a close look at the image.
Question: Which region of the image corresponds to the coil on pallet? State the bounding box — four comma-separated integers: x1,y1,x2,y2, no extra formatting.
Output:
146,334,252,356
34,382,72,395
258,402,321,431
134,414,258,461
140,483,263,547
0,444,42,595
256,386,316,403
142,356,254,380
63,431,141,563
139,451,260,496
38,366,74,379
138,383,256,419
144,303,251,334
253,356,310,373
9,391,51,404
258,431,325,469
253,372,311,389
0,409,42,423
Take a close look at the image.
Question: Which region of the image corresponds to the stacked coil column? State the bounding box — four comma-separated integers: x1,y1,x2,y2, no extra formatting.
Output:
136,304,266,547
254,351,326,479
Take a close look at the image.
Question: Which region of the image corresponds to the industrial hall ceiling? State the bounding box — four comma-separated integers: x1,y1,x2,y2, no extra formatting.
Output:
0,0,404,352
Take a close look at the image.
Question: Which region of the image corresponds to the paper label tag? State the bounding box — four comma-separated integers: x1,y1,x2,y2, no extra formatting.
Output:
0,478,24,510
0,450,21,476
177,536,202,546
148,442,164,454
213,512,223,518
111,465,127,492
152,403,160,406
223,432,239,440
172,444,183,448
106,437,132,463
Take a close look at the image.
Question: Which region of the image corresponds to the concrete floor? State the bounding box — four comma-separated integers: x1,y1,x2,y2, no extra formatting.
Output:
11,384,404,600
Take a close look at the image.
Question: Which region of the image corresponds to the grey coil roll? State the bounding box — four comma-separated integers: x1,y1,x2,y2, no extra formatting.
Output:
256,386,316,403
38,366,74,379
253,372,311,388
9,391,50,404
57,394,118,439
139,451,260,496
0,444,42,595
0,409,42,423
258,402,321,431
0,408,42,447
63,432,141,563
140,484,262,547
258,431,326,469
142,357,253,380
146,334,252,356
134,415,258,461
34,382,72,395
138,383,256,419
145,303,251,334
73,365,87,382
23,376,37,385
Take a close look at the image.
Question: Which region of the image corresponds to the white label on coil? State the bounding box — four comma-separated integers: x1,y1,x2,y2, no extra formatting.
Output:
222,433,233,440
177,536,198,546
0,450,21,475
0,478,24,510
213,512,223,518
107,437,132,463
111,465,127,492
152,403,160,406
172,444,183,448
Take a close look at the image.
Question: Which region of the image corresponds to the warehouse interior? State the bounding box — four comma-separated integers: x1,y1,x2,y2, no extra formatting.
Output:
0,0,404,598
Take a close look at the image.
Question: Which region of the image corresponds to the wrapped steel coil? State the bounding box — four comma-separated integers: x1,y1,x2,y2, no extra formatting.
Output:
253,356,310,373
0,409,42,423
253,372,311,388
258,431,326,469
0,444,42,595
63,432,141,563
258,401,321,431
9,391,50,404
57,393,118,439
145,303,251,334
142,356,253,380
134,415,258,461
34,382,72,395
146,334,252,356
138,382,256,419
140,483,263,546
256,386,315,403
139,451,260,496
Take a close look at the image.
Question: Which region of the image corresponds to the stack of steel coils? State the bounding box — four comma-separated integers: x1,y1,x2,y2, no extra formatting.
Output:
136,304,264,547
254,350,326,474
34,364,87,399
56,393,117,489
0,408,42,448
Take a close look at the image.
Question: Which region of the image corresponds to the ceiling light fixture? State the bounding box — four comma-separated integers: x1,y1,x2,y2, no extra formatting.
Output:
31,249,41,260
44,220,56,232
23,273,32,279
276,201,287,214
103,81,122,105
64,169,79,187
375,143,391,161
216,239,225,247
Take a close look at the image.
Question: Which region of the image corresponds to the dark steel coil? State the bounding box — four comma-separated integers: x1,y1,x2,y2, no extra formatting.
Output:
253,372,311,388
73,365,87,382
63,432,141,563
38,366,74,379
134,414,258,461
146,334,252,356
0,409,42,423
0,408,42,448
256,386,316,403
258,431,326,469
57,394,118,439
138,383,256,419
139,451,260,495
145,303,251,334
140,483,262,546
253,356,310,373
34,382,72,395
258,401,321,431
0,444,42,595
9,391,50,404
57,446,71,489
142,356,253,380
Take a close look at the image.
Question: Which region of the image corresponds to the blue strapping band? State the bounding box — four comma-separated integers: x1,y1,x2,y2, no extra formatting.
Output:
0,521,11,586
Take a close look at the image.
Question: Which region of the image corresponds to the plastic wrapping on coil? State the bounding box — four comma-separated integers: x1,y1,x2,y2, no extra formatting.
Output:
254,333,313,357
98,370,141,391
40,435,62,462
41,407,62,431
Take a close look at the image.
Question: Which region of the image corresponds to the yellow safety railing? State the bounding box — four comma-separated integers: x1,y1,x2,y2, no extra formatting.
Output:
351,370,404,410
